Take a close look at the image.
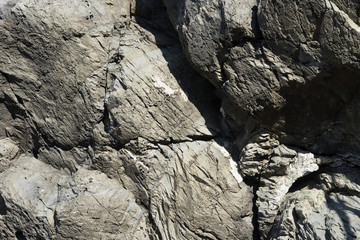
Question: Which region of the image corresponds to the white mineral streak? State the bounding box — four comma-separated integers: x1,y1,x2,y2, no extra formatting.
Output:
229,158,244,183
153,75,175,96
325,0,360,32
124,149,149,171
268,152,319,209
217,145,243,183
180,90,189,102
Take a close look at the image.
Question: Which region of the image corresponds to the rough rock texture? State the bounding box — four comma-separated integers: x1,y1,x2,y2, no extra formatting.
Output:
0,138,20,172
1,0,360,239
240,133,327,238
163,0,360,153
269,165,360,240
162,0,360,238
0,0,253,239
0,156,150,239
162,0,259,86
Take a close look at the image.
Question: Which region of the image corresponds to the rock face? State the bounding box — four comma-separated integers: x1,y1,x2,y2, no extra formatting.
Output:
163,0,360,154
162,0,360,238
1,0,360,239
269,165,360,240
240,134,322,239
0,0,253,239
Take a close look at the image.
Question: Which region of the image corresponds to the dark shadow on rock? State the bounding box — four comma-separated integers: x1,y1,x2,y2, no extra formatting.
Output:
326,194,359,238
261,65,360,156
133,2,257,236
133,0,235,144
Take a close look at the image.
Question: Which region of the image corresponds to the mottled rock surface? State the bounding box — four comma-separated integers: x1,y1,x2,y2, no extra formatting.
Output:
163,0,360,239
0,0,253,239
269,165,360,240
164,0,360,154
1,0,360,239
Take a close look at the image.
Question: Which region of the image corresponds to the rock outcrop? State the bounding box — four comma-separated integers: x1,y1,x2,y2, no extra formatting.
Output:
163,0,360,154
1,0,360,239
240,134,321,239
269,164,360,239
0,0,253,239
162,0,360,238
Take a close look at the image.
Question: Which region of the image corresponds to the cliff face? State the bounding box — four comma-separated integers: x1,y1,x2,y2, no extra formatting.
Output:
0,0,359,239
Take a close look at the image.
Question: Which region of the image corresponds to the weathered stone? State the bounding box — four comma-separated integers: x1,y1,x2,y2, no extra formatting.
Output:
0,138,20,172
269,166,360,240
163,0,360,154
0,0,254,239
104,23,217,145
124,139,253,239
240,134,322,239
0,0,131,151
162,0,259,86
0,156,150,240
1,0,360,239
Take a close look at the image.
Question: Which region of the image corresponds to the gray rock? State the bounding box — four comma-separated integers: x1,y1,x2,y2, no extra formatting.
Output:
240,134,322,239
163,0,360,154
0,155,150,239
2,0,360,239
162,0,259,86
118,139,253,239
104,23,216,145
0,0,253,239
269,166,360,240
161,2,360,235
0,0,131,151
0,138,20,172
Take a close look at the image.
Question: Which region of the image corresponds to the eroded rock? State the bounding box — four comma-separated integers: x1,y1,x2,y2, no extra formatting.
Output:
269,166,360,240
0,0,253,239
163,0,360,154
1,0,360,239
240,134,323,239
0,156,150,240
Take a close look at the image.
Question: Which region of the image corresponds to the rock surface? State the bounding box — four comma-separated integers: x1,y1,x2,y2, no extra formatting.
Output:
269,165,360,240
0,0,252,239
163,0,360,239
164,0,360,154
1,0,360,239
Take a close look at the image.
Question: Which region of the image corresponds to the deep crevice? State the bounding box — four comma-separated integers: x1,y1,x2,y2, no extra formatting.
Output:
3,95,26,120
147,134,219,147
0,70,23,84
101,104,111,134
15,231,26,240
0,194,7,215
312,12,325,41
148,212,163,240
243,177,261,240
